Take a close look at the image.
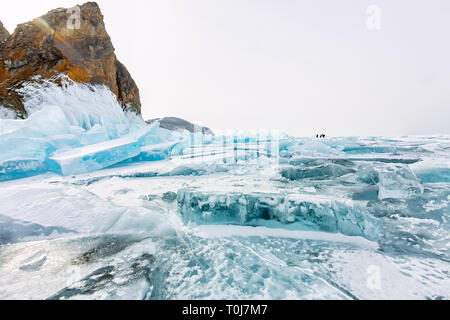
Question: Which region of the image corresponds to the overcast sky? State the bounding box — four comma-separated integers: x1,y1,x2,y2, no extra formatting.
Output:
2,0,450,136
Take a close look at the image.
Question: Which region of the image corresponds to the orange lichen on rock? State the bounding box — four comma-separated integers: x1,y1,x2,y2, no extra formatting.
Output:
67,65,91,83
0,2,141,118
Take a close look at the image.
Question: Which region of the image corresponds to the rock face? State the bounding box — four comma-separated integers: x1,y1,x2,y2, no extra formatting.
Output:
146,117,215,135
0,21,9,42
0,2,141,118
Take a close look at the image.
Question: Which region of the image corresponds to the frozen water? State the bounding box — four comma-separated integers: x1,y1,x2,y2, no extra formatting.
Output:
378,165,424,200
0,80,449,299
357,164,380,185
49,123,163,175
178,190,382,241
281,164,356,181
50,136,142,175
131,141,183,162
0,106,18,119
15,76,139,137
0,78,199,179
411,158,450,183
0,137,448,299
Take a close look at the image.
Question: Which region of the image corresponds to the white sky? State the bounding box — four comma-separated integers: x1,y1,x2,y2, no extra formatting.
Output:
2,0,450,136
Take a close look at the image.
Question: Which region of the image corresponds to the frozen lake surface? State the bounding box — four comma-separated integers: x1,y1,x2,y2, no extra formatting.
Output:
0,81,448,299
0,135,449,300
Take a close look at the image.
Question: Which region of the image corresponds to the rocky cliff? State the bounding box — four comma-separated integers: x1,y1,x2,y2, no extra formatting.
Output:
0,2,141,118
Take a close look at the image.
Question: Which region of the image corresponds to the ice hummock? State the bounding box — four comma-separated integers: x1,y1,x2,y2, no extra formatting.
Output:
178,189,382,241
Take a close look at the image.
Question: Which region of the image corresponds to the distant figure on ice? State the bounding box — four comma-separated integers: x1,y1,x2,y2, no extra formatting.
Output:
316,134,319,138
320,134,326,139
